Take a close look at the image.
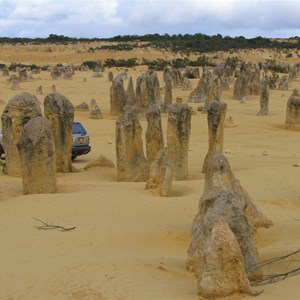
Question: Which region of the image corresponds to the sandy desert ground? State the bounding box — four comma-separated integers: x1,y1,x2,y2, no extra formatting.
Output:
0,46,299,300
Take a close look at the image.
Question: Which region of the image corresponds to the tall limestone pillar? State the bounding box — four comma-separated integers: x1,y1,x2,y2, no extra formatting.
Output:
285,89,300,128
145,104,164,165
202,100,227,173
17,117,57,194
167,102,192,180
257,77,269,116
116,106,149,181
110,75,126,116
44,92,74,173
1,92,42,176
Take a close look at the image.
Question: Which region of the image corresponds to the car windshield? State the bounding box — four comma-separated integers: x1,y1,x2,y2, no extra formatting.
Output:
72,122,87,135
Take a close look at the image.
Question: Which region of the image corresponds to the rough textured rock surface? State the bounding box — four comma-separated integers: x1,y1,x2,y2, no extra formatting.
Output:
189,74,209,103
210,75,221,101
257,77,269,116
182,77,192,91
36,85,43,95
145,102,191,196
289,65,297,81
240,72,249,100
90,98,97,110
163,74,173,106
225,116,236,128
167,103,191,180
202,100,227,173
187,187,261,280
75,101,89,111
125,76,136,106
203,75,221,111
84,154,115,170
1,92,42,176
2,68,9,76
18,67,28,82
249,70,260,95
145,147,175,197
184,66,200,79
197,219,252,298
91,72,103,78
202,152,273,229
108,71,114,82
50,68,59,80
171,67,181,87
286,89,300,128
233,71,248,101
90,104,103,119
89,99,103,119
145,105,164,165
11,79,20,90
110,75,126,116
44,92,75,173
17,117,57,194
136,71,161,109
163,67,173,87
116,106,149,181
278,75,289,90
233,76,242,100
187,153,272,290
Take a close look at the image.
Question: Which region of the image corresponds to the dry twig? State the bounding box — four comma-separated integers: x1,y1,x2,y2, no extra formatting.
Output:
33,217,76,232
250,249,300,286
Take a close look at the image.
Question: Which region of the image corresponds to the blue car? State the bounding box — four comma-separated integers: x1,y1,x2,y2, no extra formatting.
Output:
72,121,91,160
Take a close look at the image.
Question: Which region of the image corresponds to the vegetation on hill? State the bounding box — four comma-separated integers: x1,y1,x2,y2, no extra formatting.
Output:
0,33,299,71
0,33,299,54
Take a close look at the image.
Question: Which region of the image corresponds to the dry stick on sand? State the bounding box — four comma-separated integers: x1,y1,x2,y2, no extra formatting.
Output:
33,217,76,232
250,249,300,286
252,267,300,286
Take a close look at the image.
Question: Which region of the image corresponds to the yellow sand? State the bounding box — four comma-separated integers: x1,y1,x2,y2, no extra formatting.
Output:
0,46,299,300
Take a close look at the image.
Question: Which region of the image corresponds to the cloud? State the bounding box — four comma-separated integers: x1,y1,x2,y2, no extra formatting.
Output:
0,0,299,38
0,0,122,37
112,0,300,38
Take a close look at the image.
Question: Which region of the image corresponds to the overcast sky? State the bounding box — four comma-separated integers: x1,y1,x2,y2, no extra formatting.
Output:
0,0,299,39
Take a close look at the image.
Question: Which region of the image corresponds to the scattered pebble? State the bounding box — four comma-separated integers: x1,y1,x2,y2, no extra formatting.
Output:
108,140,113,144
262,151,268,156
293,163,300,167
158,265,167,271
225,149,231,154
225,116,236,127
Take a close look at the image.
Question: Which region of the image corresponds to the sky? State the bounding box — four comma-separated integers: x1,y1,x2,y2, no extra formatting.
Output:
0,0,299,39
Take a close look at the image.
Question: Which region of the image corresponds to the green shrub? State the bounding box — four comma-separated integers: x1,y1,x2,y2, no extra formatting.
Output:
104,58,138,68
146,59,168,71
82,60,100,69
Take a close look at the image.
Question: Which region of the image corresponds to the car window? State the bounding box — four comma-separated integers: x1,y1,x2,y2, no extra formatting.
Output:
72,122,87,135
